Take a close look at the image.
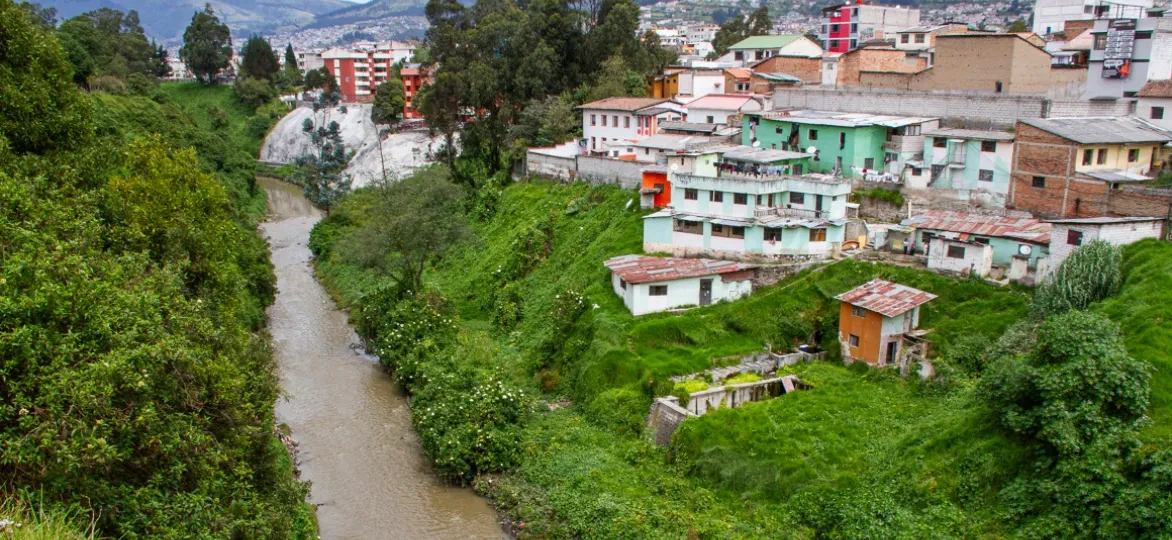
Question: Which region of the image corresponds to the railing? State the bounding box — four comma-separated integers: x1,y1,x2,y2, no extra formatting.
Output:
754,206,831,219
948,149,966,165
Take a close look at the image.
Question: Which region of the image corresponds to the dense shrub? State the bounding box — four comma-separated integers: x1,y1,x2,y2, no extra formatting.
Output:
359,288,459,391
1032,240,1122,318
584,387,651,436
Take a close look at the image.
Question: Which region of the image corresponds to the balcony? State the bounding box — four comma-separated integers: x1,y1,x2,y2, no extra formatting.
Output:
947,149,966,167
754,206,831,219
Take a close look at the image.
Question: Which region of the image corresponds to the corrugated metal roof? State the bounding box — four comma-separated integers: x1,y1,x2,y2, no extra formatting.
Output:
1019,117,1172,144
728,35,804,50
901,209,1051,244
922,128,1014,141
1045,216,1164,225
758,110,937,128
577,97,675,112
631,135,711,150
721,146,813,163
834,279,937,318
659,121,719,133
604,255,757,284
1079,170,1153,182
686,94,762,111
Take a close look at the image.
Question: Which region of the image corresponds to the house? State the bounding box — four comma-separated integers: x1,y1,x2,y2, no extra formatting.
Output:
1009,116,1172,218
578,97,684,154
744,111,939,180
820,1,922,53
642,147,852,259
821,45,928,88
857,34,1055,95
727,68,804,95
648,69,683,98
901,209,1052,268
685,94,765,125
1136,79,1172,132
927,236,994,277
835,279,936,366
892,23,971,66
605,255,757,316
908,128,1015,207
1083,16,1172,101
630,134,713,163
677,69,731,99
400,64,428,119
1045,216,1164,269
750,54,823,84
718,35,823,67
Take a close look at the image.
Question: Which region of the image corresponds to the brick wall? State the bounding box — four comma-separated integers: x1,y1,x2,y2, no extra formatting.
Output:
856,36,1052,95
837,49,926,88
752,55,822,83
1062,19,1094,40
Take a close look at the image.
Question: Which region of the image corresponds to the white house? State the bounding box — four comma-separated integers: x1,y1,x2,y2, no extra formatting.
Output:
630,134,713,163
685,94,766,125
1137,80,1172,132
677,69,729,99
605,255,757,316
578,97,684,154
717,35,824,67
927,236,993,278
1045,216,1164,270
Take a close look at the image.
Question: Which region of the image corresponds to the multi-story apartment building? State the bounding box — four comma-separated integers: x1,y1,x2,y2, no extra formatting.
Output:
1032,0,1153,35
401,63,427,119
743,111,938,180
820,0,921,54
320,41,418,102
1083,16,1172,101
905,128,1016,207
642,147,851,258
578,97,684,154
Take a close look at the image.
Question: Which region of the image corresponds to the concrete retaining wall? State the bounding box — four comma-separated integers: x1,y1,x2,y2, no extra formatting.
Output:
683,375,799,416
575,156,645,189
647,397,693,446
526,150,576,180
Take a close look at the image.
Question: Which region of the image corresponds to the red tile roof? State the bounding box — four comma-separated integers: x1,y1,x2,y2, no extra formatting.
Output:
604,255,757,284
1137,79,1172,98
577,97,674,112
835,279,937,318
903,209,1051,244
685,94,762,111
724,67,752,80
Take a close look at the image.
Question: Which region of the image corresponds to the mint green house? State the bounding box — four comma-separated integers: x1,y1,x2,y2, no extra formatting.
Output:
904,128,1015,208
644,146,852,259
901,210,1051,268
743,111,938,180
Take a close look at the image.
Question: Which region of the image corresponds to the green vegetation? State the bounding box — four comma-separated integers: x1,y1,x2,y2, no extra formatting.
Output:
0,2,311,536
852,187,906,209
0,497,96,540
1032,239,1122,318
179,4,232,83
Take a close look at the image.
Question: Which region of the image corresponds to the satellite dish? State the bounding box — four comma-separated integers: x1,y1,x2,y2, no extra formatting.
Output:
752,140,761,147
670,163,679,171
807,146,818,154
1019,244,1033,256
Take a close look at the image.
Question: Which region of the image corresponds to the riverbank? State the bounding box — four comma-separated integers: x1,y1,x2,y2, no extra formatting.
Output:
258,177,505,539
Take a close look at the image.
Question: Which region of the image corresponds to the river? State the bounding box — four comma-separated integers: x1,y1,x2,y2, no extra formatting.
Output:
258,177,505,540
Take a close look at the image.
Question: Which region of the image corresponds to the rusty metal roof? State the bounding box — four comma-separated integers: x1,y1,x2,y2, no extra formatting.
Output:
604,255,757,284
834,279,936,318
901,209,1052,244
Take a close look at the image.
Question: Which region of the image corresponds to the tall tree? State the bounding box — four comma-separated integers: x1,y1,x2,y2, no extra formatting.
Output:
239,34,280,81
57,7,156,82
17,1,55,28
371,64,406,125
179,3,232,84
293,95,351,215
283,43,303,86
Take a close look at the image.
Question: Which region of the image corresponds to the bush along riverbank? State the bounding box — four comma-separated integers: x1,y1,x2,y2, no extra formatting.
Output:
308,168,1162,537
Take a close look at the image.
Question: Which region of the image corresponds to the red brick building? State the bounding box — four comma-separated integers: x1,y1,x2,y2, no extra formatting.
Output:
320,42,416,103
400,63,428,119
1009,117,1172,218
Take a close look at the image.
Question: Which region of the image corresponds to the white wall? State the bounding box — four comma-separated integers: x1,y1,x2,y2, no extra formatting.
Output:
1137,97,1172,132
927,238,993,277
624,274,753,316
689,107,737,125
689,72,726,98
1048,221,1163,269
582,110,646,151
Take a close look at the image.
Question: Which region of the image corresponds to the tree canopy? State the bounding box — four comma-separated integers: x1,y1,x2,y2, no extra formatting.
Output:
55,7,168,86
371,65,407,126
180,3,232,84
239,35,281,82
711,6,772,58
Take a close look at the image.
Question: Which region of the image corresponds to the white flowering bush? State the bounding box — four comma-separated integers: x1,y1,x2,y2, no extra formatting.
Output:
358,287,459,392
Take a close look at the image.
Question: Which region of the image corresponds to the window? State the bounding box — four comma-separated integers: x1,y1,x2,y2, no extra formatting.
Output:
1084,4,1094,13
591,137,596,149
981,140,996,153
1153,107,1165,120
851,305,865,318
590,114,596,126
864,157,875,169
734,51,744,61
1067,230,1083,246
849,334,860,347
789,192,805,205
1032,176,1045,188
850,23,857,33
619,279,627,290
1136,31,1153,40
1083,149,1094,166
612,115,618,126
808,129,818,140
644,148,650,155
793,164,804,175
831,24,839,33
731,226,745,239
839,132,846,150
711,224,724,234
673,219,702,234
684,188,698,200
624,117,630,128
764,228,781,241
974,237,990,245
901,34,910,43
706,115,714,123
733,193,747,205
809,228,826,242
649,285,668,296
914,33,925,43
995,81,1003,93
710,191,723,202
946,245,966,259
1094,34,1108,50
1097,148,1107,165
933,137,947,148
1128,148,1140,162
979,169,994,182
912,167,922,176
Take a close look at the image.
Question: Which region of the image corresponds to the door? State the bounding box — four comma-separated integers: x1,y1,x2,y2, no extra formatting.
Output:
815,195,824,215
699,279,713,306
885,341,899,366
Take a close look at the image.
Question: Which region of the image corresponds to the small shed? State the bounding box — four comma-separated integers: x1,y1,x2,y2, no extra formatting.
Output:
927,236,993,278
605,255,757,316
1045,217,1164,270
834,280,936,367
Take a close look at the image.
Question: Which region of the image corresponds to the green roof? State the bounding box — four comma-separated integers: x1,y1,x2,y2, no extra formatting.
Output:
728,35,804,50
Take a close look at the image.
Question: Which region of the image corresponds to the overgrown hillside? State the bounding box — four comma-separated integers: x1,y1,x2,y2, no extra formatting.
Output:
0,3,312,536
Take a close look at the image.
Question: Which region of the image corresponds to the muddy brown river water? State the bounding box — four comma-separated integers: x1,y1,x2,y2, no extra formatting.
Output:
258,177,504,539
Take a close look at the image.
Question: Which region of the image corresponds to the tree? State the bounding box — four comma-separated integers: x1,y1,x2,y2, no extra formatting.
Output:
149,40,171,78
1007,18,1029,33
239,34,280,81
371,65,406,125
586,55,647,101
283,43,302,86
339,168,469,293
234,76,275,107
746,5,771,35
1031,240,1122,319
292,95,351,215
17,1,55,28
179,3,232,84
57,7,158,83
304,66,337,91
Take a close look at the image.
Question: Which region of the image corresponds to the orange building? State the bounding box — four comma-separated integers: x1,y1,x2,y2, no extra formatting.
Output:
834,279,935,366
640,170,670,208
400,63,429,119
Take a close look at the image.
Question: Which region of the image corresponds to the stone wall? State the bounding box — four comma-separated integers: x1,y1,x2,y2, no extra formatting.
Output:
646,397,693,446
575,156,645,188
525,150,576,180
